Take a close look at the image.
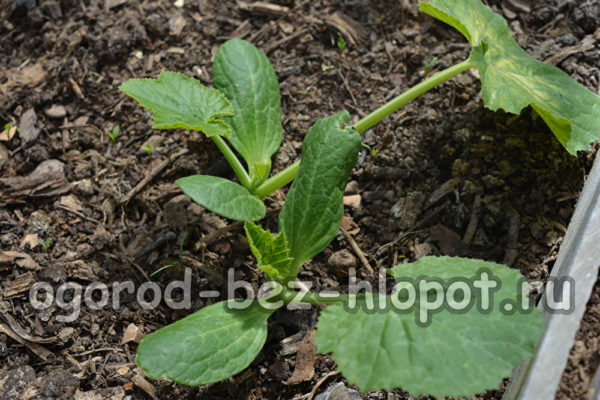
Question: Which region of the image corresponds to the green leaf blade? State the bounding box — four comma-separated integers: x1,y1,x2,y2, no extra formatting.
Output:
136,300,270,386
176,175,265,221
120,71,233,137
279,111,361,267
213,39,283,179
316,256,544,397
420,0,600,154
244,222,295,283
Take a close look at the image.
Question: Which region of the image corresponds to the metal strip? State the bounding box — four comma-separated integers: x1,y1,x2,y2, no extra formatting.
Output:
503,153,600,400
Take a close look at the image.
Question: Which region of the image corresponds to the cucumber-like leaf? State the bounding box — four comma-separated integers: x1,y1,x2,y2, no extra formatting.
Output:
279,111,361,267
213,39,283,182
420,0,600,154
244,222,295,283
136,300,271,385
315,256,544,397
119,71,233,137
176,175,265,221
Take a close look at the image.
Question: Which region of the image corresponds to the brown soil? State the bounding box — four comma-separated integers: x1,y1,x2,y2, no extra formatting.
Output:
1,0,599,399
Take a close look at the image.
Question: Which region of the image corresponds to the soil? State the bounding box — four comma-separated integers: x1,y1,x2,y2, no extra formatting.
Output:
1,0,599,399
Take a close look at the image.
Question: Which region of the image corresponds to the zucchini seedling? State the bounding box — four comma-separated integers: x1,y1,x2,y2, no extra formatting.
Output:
118,0,599,397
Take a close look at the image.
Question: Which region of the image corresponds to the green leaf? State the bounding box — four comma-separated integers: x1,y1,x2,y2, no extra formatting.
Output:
176,175,265,221
119,71,233,137
420,0,600,154
279,111,361,267
213,39,283,181
137,300,271,385
315,256,544,397
244,222,295,283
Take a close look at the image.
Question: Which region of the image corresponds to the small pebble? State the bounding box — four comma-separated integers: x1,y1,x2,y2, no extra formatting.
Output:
44,105,67,119
315,382,361,400
328,249,357,269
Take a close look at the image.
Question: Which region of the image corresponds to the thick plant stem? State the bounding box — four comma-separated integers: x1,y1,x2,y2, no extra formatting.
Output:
254,60,474,197
211,136,252,188
354,59,474,133
253,162,300,198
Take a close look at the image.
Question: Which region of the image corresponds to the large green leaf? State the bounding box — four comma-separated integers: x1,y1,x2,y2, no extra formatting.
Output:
137,300,271,385
213,39,283,182
420,0,600,154
315,256,544,397
245,222,295,283
176,175,265,221
279,111,361,267
119,71,233,137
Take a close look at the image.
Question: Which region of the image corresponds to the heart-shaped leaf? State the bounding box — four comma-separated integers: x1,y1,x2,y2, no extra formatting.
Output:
420,0,600,154
315,256,544,397
120,71,233,137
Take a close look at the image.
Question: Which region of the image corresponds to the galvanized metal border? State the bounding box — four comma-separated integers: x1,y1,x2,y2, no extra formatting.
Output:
503,153,600,400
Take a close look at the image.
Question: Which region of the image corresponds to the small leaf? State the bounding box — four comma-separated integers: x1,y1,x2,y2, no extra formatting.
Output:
119,71,233,137
316,256,544,397
244,222,295,283
279,111,361,267
420,0,600,154
137,300,271,385
213,39,283,181
176,175,265,221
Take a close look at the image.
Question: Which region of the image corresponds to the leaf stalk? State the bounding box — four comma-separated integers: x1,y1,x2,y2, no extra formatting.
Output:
253,60,475,197
211,136,252,188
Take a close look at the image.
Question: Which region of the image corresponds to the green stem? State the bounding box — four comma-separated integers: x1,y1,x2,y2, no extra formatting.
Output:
276,285,348,305
253,162,300,198
211,136,252,188
253,60,474,197
354,59,475,133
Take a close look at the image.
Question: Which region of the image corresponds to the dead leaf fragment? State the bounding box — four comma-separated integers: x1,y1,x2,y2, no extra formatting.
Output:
62,260,99,281
121,323,144,344
326,12,369,46
11,63,47,86
288,330,316,385
20,233,40,250
342,194,361,208
0,125,16,142
0,251,41,270
60,194,84,212
2,272,35,297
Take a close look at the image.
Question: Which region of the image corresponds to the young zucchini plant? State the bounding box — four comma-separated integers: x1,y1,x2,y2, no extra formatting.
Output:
119,0,600,397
